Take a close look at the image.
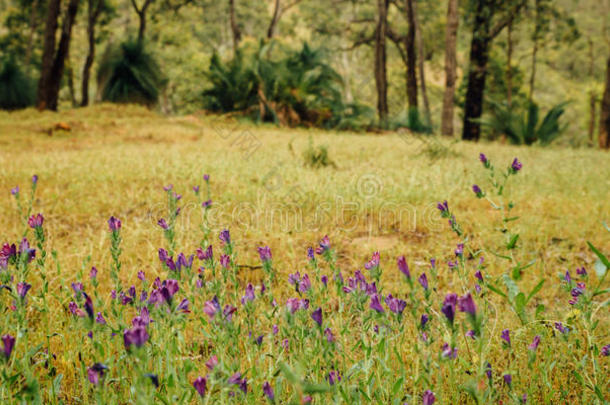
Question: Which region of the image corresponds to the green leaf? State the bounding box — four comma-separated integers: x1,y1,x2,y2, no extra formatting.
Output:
587,242,609,269
535,304,546,318
391,377,404,396
506,234,519,250
526,279,545,303
502,274,520,299
514,292,526,314
303,383,331,394
279,363,299,384
485,282,507,298
592,289,610,298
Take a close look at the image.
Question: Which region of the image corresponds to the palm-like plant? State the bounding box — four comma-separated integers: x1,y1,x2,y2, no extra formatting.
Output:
478,100,569,145
0,58,35,110
202,41,373,130
97,40,166,105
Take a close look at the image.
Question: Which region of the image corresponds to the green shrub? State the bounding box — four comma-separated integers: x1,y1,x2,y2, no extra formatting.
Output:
478,100,569,146
202,41,373,130
0,59,35,110
97,40,166,105
303,137,335,168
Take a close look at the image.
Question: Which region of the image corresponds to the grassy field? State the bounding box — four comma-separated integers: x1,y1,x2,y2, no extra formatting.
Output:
0,104,608,403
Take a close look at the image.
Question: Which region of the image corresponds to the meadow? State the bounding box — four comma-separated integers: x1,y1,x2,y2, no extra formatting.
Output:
0,104,608,404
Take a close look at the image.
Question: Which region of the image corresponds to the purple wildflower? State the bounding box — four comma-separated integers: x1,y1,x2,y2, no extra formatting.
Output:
324,327,335,342
511,158,522,172
601,344,610,357
315,235,330,255
204,296,221,319
501,329,511,346
311,307,323,327
28,214,44,229
327,370,341,385
192,185,200,193
241,284,255,305
455,243,464,257
457,293,477,316
10,186,18,195
87,363,108,385
564,270,571,283
576,267,587,277
206,355,218,370
220,254,231,268
96,312,106,324
157,219,169,230
257,246,272,262
422,389,436,405
193,376,207,396
197,245,213,261
554,322,568,334
503,374,512,386
437,200,449,214
16,282,31,298
107,216,121,231
90,266,98,279
479,153,488,164
370,294,385,313
364,251,380,270
203,174,210,182
474,270,483,282
472,185,483,197
263,381,274,401
123,326,149,349
307,247,315,261
219,229,231,245
421,313,429,328
397,256,410,280
1,334,15,358
528,335,541,351
418,273,429,290
223,305,237,321
442,343,458,359
321,275,328,287
441,293,458,324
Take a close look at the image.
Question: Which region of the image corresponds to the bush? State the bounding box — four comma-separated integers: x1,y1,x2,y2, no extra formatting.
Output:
97,40,166,105
0,59,35,110
203,41,374,130
478,100,569,145
303,137,336,168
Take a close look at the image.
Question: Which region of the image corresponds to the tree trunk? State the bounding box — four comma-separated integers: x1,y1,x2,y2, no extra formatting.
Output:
413,0,430,126
24,0,39,67
529,0,540,102
374,0,389,126
45,0,80,111
267,0,280,39
37,0,61,110
599,55,610,149
131,0,152,44
462,1,492,141
588,92,597,145
441,0,459,136
506,21,513,106
229,0,242,51
81,0,103,106
404,0,417,110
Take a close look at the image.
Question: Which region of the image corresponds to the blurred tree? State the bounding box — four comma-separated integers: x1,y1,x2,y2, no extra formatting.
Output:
441,0,459,136
37,0,80,110
462,0,526,141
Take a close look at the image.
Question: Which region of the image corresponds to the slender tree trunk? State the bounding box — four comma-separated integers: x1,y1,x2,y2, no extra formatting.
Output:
413,0,430,126
599,54,610,149
45,0,80,111
375,0,389,126
81,0,103,106
138,11,146,43
24,0,39,67
404,0,417,110
462,1,492,141
506,21,513,106
229,0,242,51
588,92,597,145
37,0,61,110
267,0,280,39
441,0,459,136
529,0,540,103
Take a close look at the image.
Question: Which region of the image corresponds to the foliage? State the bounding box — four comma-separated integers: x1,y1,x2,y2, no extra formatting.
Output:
478,100,569,145
202,41,374,130
96,40,166,105
0,58,35,110
303,137,335,168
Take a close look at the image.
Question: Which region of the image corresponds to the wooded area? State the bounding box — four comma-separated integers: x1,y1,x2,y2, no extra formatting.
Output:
1,0,609,147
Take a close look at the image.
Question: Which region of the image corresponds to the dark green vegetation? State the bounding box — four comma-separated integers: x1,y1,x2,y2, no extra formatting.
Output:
0,0,609,147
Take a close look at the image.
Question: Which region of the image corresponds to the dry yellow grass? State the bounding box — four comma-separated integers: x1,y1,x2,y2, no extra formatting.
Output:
0,104,608,402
